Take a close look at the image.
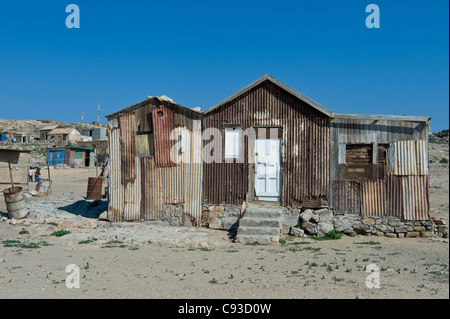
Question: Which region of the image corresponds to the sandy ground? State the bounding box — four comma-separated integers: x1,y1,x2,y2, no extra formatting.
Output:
0,143,448,300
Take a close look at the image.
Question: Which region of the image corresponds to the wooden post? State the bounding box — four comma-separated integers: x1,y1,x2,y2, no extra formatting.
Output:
8,160,14,190
47,162,51,195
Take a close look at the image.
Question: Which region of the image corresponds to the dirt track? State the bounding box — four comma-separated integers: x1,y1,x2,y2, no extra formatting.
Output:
0,143,448,299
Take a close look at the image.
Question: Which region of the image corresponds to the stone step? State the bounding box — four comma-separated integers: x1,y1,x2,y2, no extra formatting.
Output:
236,234,279,245
239,218,282,228
243,209,283,219
237,226,281,237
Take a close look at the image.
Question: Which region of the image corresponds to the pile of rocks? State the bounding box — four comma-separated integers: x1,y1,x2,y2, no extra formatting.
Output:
429,129,449,143
201,205,241,231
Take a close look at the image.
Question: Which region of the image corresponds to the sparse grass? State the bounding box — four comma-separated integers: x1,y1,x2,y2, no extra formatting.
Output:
78,240,94,244
19,230,30,235
311,230,343,241
50,230,70,237
354,240,381,245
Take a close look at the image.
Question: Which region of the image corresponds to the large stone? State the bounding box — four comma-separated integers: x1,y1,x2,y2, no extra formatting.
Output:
395,227,408,233
317,221,334,237
362,218,376,226
420,231,434,238
375,224,395,233
413,226,426,232
301,222,317,235
222,217,239,230
283,215,300,227
208,217,222,229
333,216,356,233
291,227,305,237
406,231,420,238
166,217,180,226
318,209,333,222
98,211,109,221
299,209,314,223
384,232,397,238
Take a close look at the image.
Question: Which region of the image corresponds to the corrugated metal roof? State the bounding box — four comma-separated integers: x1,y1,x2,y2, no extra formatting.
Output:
203,74,333,117
48,128,79,135
332,113,431,123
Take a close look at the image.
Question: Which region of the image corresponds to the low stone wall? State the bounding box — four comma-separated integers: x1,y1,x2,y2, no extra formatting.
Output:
284,208,448,239
166,203,448,239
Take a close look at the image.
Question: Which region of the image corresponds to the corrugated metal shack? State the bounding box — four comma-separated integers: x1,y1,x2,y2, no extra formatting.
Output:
202,74,332,208
105,96,203,224
330,113,431,220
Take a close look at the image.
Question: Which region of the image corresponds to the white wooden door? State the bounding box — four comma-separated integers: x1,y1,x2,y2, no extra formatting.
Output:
254,139,281,202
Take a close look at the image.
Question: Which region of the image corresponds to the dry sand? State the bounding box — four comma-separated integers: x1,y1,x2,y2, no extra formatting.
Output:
0,143,448,299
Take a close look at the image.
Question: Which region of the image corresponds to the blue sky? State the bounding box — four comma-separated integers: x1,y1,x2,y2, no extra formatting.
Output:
0,0,448,131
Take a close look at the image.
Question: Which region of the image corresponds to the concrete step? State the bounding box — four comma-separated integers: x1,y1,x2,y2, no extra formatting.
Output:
237,226,281,237
236,234,279,245
239,218,282,228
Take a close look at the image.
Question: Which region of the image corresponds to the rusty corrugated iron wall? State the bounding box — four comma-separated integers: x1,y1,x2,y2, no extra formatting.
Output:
203,80,330,207
107,99,203,224
332,181,361,214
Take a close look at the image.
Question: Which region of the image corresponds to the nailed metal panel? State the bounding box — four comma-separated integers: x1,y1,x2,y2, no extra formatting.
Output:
152,104,175,167
119,112,136,183
184,121,203,224
385,173,403,218
108,127,124,221
361,179,386,217
401,175,430,221
332,181,361,214
387,140,428,176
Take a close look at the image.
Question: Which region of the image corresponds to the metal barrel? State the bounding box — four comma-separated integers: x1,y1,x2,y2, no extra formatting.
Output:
87,177,103,200
3,187,29,219
36,179,51,197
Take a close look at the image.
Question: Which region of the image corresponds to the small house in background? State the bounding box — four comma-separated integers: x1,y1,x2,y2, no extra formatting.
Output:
47,128,82,146
47,146,94,168
40,125,61,141
105,96,203,224
81,127,107,141
77,140,109,164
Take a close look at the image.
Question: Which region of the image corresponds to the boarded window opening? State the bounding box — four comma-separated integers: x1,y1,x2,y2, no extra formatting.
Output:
346,144,373,164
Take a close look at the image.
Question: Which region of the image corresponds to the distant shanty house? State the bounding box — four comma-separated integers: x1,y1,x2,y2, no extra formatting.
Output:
47,146,94,168
105,96,202,223
47,128,82,146
77,140,109,164
40,125,61,141
81,127,107,141
0,132,33,143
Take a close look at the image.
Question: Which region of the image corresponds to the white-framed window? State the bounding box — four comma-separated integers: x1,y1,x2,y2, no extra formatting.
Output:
224,126,242,159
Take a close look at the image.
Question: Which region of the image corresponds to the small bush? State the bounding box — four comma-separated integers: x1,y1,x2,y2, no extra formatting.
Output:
439,157,448,164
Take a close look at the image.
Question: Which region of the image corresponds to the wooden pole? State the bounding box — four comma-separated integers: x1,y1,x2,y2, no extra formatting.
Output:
47,161,51,195
8,160,14,191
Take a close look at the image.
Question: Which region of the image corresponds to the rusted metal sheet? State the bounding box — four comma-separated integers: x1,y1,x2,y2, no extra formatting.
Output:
401,175,430,220
119,112,136,183
108,127,124,221
361,179,386,217
203,80,330,206
387,140,428,176
385,173,403,218
152,104,175,167
332,181,361,214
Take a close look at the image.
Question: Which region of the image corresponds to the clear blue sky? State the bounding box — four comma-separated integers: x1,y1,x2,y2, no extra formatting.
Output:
0,0,448,132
